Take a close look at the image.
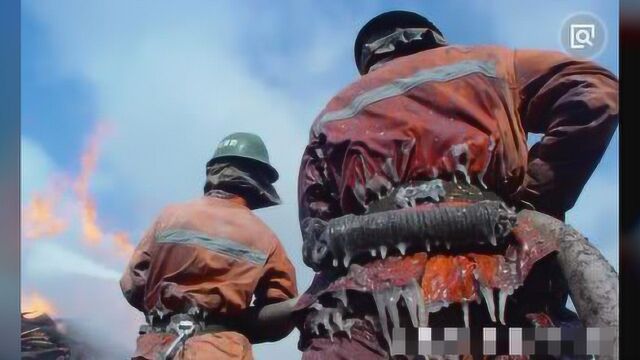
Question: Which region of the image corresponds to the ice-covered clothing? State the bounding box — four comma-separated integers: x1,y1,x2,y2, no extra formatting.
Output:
299,45,619,222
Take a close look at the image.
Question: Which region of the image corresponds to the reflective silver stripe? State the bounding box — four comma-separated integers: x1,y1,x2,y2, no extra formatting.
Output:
156,229,268,266
318,60,498,125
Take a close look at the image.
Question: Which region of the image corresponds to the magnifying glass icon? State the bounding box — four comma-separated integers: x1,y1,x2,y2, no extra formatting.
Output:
575,28,594,46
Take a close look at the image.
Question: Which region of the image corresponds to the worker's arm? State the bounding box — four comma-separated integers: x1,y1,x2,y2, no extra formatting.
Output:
238,239,298,343
513,49,619,220
119,222,157,312
298,132,342,223
298,132,343,269
234,295,301,344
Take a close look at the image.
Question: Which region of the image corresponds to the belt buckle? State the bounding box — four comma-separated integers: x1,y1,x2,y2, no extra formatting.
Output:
176,320,196,337
167,313,201,334
158,315,201,360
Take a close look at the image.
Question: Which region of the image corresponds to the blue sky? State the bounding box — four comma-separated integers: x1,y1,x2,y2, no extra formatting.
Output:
21,1,618,357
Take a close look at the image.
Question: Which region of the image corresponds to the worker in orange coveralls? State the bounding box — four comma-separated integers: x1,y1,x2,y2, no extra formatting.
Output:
294,10,618,359
121,132,298,360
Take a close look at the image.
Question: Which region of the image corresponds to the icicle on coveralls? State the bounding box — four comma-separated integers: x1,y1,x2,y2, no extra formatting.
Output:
295,45,618,359
120,195,298,359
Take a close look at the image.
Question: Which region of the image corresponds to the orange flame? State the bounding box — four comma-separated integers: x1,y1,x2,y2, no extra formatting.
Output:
75,123,109,245
22,179,68,240
22,292,58,318
23,121,134,259
74,122,134,258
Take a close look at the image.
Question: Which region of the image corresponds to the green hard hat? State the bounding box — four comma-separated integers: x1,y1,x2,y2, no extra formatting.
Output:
208,132,279,183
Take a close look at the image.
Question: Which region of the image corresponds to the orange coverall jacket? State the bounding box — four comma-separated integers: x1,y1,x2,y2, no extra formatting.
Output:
299,45,619,223
120,194,298,360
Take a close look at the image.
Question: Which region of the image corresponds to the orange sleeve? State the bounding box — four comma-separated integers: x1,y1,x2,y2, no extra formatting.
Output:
253,238,298,307
120,221,157,312
298,131,342,223
513,49,618,219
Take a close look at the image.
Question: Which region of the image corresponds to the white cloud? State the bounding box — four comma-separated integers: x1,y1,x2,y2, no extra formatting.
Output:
21,136,57,199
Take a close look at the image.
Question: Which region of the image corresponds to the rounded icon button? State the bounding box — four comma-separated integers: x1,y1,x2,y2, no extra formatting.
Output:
560,12,607,59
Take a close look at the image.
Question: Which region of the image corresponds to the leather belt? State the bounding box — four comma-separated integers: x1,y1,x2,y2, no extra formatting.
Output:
366,179,503,214
139,313,233,335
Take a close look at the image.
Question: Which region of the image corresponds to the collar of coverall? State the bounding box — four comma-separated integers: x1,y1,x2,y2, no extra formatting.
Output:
361,27,447,74
205,189,249,208
204,163,282,210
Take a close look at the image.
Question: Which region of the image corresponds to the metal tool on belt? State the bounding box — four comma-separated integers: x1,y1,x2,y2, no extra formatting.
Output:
138,313,230,360
158,316,196,360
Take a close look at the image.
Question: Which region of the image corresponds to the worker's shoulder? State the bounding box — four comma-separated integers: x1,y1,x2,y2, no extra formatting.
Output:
389,44,518,75
437,44,570,59
246,211,280,239
329,45,515,95
194,198,279,237
154,196,212,218
158,197,197,211
416,43,514,57
310,44,516,130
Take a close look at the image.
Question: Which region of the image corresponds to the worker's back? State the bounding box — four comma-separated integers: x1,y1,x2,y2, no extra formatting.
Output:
300,44,618,220
146,195,294,314
121,194,297,359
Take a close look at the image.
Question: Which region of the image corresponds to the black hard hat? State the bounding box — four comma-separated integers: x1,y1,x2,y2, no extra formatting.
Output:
354,10,444,74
